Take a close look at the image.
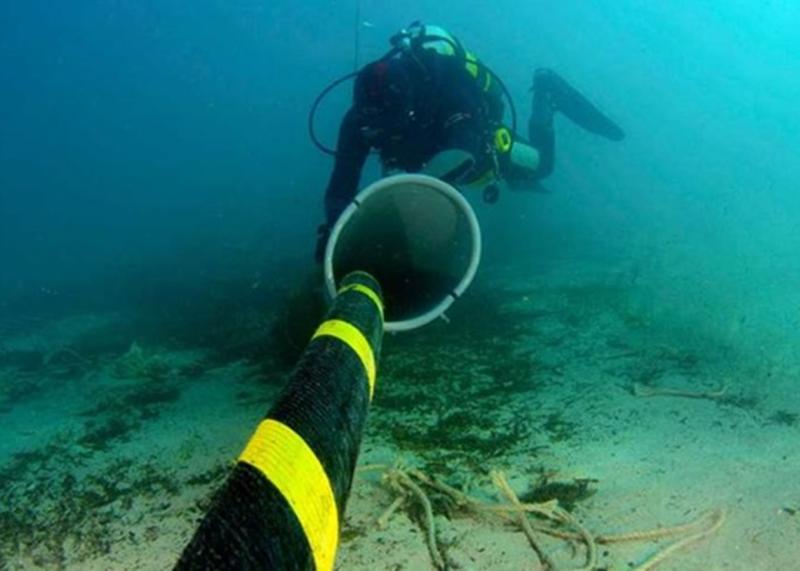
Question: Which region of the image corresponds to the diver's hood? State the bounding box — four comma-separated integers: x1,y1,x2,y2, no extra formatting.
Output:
353,58,415,135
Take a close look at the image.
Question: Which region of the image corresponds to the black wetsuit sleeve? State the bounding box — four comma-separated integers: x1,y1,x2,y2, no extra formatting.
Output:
323,107,370,225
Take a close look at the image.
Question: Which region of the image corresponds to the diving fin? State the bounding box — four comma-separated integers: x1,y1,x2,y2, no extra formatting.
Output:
532,68,625,141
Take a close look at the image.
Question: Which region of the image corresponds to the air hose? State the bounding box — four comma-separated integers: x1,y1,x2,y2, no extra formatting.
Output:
308,34,518,157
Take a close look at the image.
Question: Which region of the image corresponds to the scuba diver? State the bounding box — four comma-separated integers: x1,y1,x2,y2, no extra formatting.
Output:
313,23,625,263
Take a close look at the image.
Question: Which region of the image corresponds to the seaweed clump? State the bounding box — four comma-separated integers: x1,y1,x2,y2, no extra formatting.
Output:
77,382,184,450
767,410,799,427
519,474,598,512
0,434,228,566
367,283,572,475
78,416,142,451
112,342,171,381
0,369,43,412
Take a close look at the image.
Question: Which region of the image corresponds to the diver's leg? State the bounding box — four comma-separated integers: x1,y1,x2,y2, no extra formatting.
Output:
529,69,557,178
503,69,625,191
532,68,625,141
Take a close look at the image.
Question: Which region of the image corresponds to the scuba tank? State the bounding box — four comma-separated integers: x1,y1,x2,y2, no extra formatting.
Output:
309,22,518,159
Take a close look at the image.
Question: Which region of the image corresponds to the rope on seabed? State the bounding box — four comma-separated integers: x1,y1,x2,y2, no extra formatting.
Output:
633,381,728,401
491,470,558,571
363,462,727,570
382,467,445,569
630,509,726,571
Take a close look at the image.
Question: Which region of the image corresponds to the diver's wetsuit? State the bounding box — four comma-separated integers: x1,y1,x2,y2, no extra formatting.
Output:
322,50,511,227
317,43,623,261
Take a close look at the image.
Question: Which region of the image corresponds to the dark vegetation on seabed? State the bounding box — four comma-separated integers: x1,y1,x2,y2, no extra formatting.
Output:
0,440,231,567
0,260,795,566
0,269,306,565
371,277,653,475
0,332,247,566
0,258,312,371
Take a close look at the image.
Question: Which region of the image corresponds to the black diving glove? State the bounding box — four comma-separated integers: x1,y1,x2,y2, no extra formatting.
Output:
314,223,331,265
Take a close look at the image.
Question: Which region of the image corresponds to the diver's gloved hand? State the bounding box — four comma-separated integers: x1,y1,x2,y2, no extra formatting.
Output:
314,223,331,265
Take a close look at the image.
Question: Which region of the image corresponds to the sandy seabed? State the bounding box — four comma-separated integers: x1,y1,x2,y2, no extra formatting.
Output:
2,260,799,570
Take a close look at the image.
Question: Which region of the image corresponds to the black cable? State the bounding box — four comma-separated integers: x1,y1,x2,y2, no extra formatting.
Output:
307,71,359,156
307,48,399,157
484,64,518,138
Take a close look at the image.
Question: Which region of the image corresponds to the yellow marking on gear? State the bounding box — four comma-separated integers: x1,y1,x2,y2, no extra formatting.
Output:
471,168,497,187
313,320,376,399
465,51,491,91
338,283,384,320
440,41,455,56
483,72,492,92
239,419,338,571
465,52,479,78
494,128,512,154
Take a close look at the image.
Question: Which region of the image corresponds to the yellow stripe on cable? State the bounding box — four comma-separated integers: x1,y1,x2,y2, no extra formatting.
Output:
337,283,384,320
312,320,376,399
238,419,338,571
